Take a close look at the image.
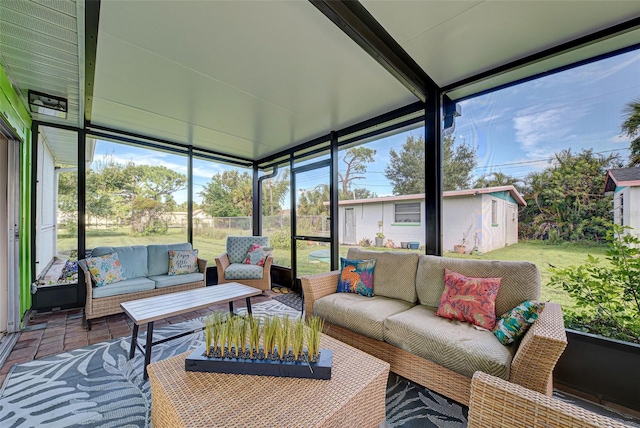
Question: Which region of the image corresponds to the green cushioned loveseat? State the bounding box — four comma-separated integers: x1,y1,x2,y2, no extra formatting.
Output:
79,243,207,329
301,248,567,406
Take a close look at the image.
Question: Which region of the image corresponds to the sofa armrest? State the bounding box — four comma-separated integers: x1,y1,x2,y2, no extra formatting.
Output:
197,258,208,276
262,254,274,273
469,371,628,428
300,270,340,319
215,253,230,281
509,302,567,395
78,259,94,300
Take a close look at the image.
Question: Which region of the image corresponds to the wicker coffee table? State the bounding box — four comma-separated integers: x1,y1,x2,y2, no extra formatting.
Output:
148,332,390,428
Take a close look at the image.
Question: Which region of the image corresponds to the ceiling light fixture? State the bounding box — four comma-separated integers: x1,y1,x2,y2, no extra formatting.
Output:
28,90,68,119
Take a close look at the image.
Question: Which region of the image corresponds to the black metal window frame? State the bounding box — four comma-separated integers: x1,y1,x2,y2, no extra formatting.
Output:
29,15,640,292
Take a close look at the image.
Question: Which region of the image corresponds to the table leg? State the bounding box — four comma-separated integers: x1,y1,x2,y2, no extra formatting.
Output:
129,323,139,359
246,297,252,314
143,321,154,380
228,301,234,314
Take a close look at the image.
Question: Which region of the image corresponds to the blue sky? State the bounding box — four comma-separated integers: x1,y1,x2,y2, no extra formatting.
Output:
91,47,640,205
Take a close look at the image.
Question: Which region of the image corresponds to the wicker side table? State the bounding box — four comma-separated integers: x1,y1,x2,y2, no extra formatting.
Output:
148,333,390,428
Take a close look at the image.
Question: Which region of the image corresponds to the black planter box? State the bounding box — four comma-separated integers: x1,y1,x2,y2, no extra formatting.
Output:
554,329,640,412
185,344,332,379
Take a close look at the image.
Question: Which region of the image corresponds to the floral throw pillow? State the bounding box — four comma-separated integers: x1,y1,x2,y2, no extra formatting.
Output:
86,252,127,287
436,268,502,329
337,258,376,297
168,249,199,275
243,244,271,267
493,300,545,345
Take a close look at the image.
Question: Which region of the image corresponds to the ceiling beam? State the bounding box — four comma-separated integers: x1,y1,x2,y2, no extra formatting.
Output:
84,0,101,124
310,0,438,102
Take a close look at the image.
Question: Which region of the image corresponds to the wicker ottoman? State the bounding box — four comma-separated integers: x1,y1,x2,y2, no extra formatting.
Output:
148,333,390,428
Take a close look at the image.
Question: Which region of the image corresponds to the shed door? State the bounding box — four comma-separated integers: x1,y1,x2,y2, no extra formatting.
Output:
506,204,517,245
344,208,355,244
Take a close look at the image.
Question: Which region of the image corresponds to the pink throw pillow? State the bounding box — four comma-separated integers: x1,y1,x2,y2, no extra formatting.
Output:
436,268,502,329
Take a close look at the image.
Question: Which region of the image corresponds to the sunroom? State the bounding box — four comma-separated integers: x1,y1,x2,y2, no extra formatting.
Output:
1,1,640,426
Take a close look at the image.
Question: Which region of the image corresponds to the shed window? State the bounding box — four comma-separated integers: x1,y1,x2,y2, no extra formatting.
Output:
395,202,421,223
620,194,624,226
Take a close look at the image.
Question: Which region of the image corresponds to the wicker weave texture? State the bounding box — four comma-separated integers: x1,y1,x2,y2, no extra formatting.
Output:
81,259,207,322
301,270,341,318
468,372,630,428
509,302,567,396
323,321,472,405
301,269,568,405
216,252,273,292
148,333,390,428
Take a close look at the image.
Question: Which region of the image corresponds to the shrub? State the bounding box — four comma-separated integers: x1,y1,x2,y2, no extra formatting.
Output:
550,224,640,343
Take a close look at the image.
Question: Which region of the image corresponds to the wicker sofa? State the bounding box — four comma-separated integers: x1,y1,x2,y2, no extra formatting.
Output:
301,248,567,406
79,243,207,329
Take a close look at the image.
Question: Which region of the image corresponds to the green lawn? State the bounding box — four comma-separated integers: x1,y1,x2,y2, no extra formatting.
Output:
60,228,604,310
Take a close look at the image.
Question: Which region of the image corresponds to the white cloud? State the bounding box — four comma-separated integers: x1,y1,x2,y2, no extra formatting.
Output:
606,134,631,145
513,103,591,159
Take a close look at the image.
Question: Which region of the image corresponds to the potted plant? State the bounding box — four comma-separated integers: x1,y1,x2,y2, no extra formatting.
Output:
375,232,385,247
550,224,640,412
187,313,332,379
454,224,473,254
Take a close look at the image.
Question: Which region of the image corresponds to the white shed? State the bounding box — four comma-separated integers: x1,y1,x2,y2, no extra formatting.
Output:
336,185,526,254
604,168,640,234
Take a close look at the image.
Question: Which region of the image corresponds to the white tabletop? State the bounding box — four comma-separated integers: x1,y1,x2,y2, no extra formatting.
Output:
120,282,262,325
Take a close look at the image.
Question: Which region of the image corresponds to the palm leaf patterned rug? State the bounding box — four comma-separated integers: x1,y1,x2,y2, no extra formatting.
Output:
0,300,468,428
3,299,640,428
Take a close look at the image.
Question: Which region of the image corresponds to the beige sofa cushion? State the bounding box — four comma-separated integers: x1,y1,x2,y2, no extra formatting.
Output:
384,305,516,379
346,248,419,303
314,293,414,341
415,255,541,316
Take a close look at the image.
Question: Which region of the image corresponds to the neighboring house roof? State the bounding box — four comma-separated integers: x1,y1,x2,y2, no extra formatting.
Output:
604,168,640,193
334,185,526,206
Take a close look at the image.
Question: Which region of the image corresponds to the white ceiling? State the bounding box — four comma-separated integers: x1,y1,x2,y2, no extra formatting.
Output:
2,1,640,162
91,0,412,161
363,0,640,88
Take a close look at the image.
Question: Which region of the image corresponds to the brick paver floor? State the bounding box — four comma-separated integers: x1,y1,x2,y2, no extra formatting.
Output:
0,291,273,386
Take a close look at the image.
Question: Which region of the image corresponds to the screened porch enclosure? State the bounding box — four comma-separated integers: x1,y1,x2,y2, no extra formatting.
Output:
1,0,640,416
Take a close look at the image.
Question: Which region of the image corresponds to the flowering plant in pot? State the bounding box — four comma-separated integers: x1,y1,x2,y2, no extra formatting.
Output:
375,232,385,247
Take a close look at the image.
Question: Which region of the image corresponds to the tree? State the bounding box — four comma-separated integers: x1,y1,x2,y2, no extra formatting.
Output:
621,98,640,167
200,170,253,217
384,135,477,194
125,164,186,234
474,172,522,191
339,147,376,196
65,155,188,235
200,169,290,218
519,149,621,242
385,135,425,194
297,184,330,216
443,136,477,191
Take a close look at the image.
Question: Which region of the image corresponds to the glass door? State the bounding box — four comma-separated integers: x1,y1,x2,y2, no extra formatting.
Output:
292,161,332,280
